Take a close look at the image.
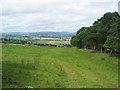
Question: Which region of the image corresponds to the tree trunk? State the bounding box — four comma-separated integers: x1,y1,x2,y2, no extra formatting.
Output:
93,45,96,50
110,50,113,55
100,47,103,53
104,49,107,53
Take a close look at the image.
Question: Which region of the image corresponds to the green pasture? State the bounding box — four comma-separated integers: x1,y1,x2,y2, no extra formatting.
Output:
2,44,118,88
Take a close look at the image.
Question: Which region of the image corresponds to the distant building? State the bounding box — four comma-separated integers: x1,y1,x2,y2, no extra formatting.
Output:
118,1,120,15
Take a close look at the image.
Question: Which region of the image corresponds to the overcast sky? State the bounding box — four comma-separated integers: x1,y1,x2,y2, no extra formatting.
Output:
0,0,119,32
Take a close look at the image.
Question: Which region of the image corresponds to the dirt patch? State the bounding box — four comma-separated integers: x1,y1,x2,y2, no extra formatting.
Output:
112,61,120,64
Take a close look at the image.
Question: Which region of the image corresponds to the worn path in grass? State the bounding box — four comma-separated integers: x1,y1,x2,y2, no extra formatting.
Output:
57,61,80,88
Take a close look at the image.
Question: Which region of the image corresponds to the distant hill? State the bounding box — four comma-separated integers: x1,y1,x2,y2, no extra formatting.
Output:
2,32,76,38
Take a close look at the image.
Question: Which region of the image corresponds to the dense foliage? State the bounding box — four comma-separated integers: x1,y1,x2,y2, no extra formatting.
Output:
71,12,120,55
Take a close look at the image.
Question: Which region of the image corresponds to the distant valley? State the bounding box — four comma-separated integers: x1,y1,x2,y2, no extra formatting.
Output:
1,32,75,47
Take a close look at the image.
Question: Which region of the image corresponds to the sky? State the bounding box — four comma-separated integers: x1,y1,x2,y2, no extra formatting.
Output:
0,0,119,32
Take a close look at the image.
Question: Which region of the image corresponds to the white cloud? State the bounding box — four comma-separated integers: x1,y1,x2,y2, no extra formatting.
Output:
1,0,119,32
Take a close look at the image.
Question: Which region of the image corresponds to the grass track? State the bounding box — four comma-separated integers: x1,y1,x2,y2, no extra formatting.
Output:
2,44,118,88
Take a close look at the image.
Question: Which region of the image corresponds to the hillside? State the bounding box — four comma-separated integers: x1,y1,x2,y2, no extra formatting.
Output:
2,32,75,38
2,44,118,88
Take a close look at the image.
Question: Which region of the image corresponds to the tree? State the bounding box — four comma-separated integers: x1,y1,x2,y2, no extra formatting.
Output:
71,12,120,55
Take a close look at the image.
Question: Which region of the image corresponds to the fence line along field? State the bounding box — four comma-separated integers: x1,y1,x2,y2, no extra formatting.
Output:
2,44,118,88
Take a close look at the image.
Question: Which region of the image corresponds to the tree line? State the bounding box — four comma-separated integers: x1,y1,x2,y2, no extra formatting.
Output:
71,12,120,55
1,38,27,44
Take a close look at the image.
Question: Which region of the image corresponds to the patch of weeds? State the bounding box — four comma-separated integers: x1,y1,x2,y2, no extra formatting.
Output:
101,58,105,61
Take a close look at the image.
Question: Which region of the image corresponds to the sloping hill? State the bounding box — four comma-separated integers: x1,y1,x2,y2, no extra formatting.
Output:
2,44,118,88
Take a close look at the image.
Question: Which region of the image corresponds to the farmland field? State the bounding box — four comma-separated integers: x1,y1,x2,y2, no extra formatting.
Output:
2,44,118,88
1,32,73,45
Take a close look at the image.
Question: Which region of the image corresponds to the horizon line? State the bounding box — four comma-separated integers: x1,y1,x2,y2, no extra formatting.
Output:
0,31,76,33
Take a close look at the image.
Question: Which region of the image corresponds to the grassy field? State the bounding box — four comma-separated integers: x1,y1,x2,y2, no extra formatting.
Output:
31,37,71,45
2,44,118,88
